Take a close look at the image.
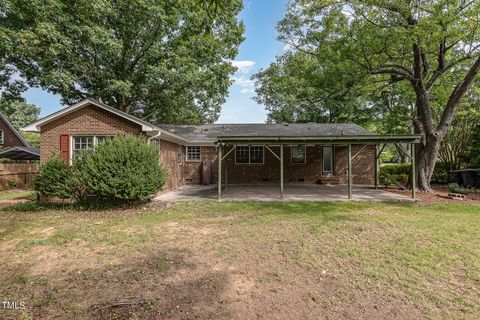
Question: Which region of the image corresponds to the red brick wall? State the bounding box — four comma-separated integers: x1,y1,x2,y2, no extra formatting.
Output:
40,104,142,162
158,144,218,190
221,144,375,185
0,119,27,148
159,139,184,190
335,145,376,185
183,146,218,185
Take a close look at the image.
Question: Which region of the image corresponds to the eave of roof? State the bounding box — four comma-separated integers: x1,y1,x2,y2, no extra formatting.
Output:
22,98,159,133
0,113,30,147
21,98,188,144
216,135,422,144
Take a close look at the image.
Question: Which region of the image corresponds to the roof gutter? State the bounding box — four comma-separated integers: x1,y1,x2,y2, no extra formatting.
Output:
147,130,162,144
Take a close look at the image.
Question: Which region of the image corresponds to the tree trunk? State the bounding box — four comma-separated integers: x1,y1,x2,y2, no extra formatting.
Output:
415,133,441,192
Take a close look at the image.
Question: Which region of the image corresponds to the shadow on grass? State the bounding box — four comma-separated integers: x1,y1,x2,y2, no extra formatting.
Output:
1,200,135,212
172,201,381,227
1,249,231,320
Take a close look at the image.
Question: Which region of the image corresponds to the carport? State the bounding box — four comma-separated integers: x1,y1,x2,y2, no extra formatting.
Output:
216,134,421,200
0,147,40,161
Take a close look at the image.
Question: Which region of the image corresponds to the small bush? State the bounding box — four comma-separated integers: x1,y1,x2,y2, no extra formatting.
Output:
448,183,469,195
7,179,17,189
75,135,166,202
380,164,411,187
34,155,76,199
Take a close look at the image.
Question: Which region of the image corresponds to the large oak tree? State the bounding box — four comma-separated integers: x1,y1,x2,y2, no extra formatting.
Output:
0,0,244,124
256,0,480,191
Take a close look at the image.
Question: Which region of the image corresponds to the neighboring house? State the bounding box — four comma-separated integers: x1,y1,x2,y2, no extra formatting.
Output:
0,113,30,148
22,99,420,196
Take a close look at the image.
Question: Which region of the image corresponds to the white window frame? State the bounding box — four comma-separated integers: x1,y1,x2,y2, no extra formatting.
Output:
71,135,114,161
322,146,334,175
291,145,306,164
0,129,4,144
186,146,201,162
235,145,265,164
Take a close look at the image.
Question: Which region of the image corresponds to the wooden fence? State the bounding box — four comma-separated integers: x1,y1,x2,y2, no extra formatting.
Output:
0,163,40,189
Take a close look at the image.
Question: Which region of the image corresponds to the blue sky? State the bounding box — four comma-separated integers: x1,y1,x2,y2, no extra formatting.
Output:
22,0,290,123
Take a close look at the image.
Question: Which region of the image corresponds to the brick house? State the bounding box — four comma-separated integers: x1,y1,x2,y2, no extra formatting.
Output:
0,113,30,148
22,99,420,198
0,113,41,161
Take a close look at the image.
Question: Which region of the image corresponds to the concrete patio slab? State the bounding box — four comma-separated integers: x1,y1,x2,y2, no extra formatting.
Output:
155,184,414,202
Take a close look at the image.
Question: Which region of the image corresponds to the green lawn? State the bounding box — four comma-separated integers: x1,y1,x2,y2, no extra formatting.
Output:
0,190,32,201
0,201,479,319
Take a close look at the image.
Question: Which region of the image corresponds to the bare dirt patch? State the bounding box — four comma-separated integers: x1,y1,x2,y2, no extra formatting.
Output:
383,184,480,204
1,202,479,319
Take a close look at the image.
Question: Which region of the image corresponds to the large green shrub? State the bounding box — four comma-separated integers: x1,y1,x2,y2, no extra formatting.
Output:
74,135,166,202
34,155,75,199
379,164,410,187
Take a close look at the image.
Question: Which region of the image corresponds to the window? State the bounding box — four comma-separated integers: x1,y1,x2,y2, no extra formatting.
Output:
178,145,183,163
235,146,249,163
186,146,201,161
235,146,264,164
322,146,333,174
291,146,306,164
0,130,4,144
250,146,264,164
72,135,113,159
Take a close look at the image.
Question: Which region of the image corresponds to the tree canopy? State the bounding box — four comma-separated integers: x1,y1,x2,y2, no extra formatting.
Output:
1,0,244,124
0,95,40,129
0,95,40,147
254,0,480,191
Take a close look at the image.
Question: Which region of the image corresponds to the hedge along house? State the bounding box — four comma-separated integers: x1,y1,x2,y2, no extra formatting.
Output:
22,98,421,199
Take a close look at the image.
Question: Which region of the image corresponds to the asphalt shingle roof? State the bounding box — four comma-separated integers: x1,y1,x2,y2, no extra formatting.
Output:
159,123,373,143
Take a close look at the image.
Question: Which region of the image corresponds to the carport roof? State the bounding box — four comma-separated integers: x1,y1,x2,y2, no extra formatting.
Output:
0,147,40,160
215,134,422,145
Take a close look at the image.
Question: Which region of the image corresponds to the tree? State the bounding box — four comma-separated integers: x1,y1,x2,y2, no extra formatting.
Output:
268,0,480,191
1,0,244,124
438,92,480,170
0,95,40,147
253,51,372,125
0,95,40,129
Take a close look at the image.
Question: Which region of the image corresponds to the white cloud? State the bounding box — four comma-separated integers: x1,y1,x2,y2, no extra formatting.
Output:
231,76,255,95
240,87,255,94
231,60,256,74
231,76,254,86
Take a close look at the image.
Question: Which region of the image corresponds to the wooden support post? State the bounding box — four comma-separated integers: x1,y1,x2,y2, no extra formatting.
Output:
224,156,228,192
411,143,416,200
218,145,222,200
280,144,284,198
374,144,378,190
348,144,352,199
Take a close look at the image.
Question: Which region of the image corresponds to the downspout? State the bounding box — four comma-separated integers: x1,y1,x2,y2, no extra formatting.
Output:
147,130,162,145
